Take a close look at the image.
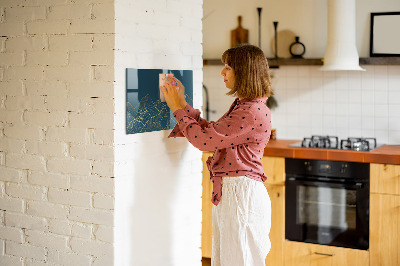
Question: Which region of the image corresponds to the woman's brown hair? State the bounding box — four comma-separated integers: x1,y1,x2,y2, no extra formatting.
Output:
221,44,273,99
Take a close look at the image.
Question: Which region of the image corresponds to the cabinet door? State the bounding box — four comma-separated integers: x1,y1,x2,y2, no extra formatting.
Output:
202,152,213,258
261,156,285,185
284,241,369,266
370,163,400,195
370,193,400,266
264,184,284,266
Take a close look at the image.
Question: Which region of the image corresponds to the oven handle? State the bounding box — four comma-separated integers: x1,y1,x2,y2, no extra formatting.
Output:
286,177,364,189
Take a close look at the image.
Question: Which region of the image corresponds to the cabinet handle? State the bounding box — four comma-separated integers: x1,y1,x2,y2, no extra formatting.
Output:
314,252,335,257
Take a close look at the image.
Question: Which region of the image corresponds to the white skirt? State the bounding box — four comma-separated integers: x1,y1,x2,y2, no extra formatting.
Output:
212,176,271,266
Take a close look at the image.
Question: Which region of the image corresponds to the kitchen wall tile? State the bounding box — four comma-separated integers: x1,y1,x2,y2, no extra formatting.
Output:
388,104,400,117
348,116,362,129
347,69,365,81
287,113,300,127
336,115,348,129
311,85,323,100
388,76,400,91
322,70,335,78
348,77,362,90
286,77,299,89
362,116,375,130
388,91,400,104
374,77,388,91
336,90,349,103
361,75,374,91
348,103,362,116
361,89,375,103
298,77,311,89
375,104,389,117
335,72,349,90
298,89,313,103
323,87,336,103
389,117,400,131
362,65,375,74
310,77,324,90
362,129,375,139
361,104,375,117
336,103,349,116
285,66,298,77
348,90,362,103
388,131,400,143
387,65,400,76
298,67,311,78
311,102,324,113
336,128,349,140
323,115,336,129
311,114,324,128
273,76,286,90
323,103,336,115
374,90,388,104
311,127,325,136
310,66,324,77
298,102,312,115
349,128,363,137
272,67,286,78
375,117,389,129
374,65,388,77
374,130,389,144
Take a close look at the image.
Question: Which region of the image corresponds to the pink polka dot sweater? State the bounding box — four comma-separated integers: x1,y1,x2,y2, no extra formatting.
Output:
168,97,272,206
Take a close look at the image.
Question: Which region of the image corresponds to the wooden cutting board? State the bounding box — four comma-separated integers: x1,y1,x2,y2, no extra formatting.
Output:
231,16,249,48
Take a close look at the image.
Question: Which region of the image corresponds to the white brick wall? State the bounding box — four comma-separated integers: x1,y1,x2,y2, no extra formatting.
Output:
1,0,204,265
0,0,115,265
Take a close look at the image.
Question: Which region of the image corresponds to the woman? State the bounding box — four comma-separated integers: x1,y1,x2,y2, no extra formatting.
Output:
161,44,273,266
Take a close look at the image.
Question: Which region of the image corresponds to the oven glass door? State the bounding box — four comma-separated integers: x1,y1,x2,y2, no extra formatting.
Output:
286,179,369,250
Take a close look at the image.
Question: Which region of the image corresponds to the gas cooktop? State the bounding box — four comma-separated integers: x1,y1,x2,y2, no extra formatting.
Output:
289,135,382,151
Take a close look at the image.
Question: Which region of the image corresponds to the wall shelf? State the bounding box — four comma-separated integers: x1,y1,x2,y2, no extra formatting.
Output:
203,57,400,67
359,57,400,65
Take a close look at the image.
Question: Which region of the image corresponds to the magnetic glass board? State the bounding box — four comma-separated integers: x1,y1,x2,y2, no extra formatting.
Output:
126,68,193,134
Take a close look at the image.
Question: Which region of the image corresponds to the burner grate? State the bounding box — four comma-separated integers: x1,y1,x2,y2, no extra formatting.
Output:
340,137,377,151
296,136,378,151
301,135,339,149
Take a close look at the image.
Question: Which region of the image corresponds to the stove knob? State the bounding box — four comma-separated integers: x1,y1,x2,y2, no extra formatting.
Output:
305,162,312,171
340,164,347,174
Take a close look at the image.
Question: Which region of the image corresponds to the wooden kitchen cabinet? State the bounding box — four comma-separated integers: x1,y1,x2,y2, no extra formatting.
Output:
202,152,213,258
264,184,285,266
284,241,369,266
370,163,400,195
261,156,285,266
370,163,400,266
201,154,286,266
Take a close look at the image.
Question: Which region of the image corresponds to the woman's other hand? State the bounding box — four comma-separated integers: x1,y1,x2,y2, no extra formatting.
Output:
160,77,186,113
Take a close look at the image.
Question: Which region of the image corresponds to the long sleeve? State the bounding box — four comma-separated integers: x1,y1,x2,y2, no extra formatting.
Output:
168,104,210,138
168,97,271,206
172,105,258,152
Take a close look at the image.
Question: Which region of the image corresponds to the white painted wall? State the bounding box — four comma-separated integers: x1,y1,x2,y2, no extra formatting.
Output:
0,0,115,265
203,0,400,144
113,0,203,265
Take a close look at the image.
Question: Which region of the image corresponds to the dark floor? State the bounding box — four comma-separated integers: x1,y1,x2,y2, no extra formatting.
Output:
202,257,211,266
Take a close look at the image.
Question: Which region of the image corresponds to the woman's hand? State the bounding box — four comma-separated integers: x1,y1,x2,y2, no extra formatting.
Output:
160,76,186,113
172,77,187,108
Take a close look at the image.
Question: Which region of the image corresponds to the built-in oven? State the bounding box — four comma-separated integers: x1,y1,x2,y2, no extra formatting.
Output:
285,158,369,250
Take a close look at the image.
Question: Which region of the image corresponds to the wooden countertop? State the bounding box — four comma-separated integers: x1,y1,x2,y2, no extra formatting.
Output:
263,139,400,165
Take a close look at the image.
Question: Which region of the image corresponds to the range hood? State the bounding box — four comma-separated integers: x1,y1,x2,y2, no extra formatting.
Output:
320,0,365,71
